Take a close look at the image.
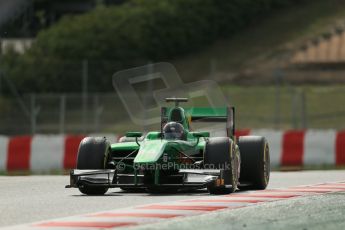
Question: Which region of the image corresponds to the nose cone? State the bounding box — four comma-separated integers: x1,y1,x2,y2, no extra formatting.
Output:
134,140,167,164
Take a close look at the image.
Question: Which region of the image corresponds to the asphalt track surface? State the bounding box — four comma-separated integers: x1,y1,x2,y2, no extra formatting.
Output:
1,170,345,229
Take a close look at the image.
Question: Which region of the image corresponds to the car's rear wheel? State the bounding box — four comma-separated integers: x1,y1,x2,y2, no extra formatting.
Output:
204,137,239,194
238,136,270,190
77,137,110,195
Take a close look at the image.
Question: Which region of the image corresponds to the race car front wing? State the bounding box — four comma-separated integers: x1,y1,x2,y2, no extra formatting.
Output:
65,169,232,190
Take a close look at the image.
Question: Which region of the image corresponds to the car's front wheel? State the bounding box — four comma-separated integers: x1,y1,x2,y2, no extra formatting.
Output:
76,137,110,195
204,137,240,194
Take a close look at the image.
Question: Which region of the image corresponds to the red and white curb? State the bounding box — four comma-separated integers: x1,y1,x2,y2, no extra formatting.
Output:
0,129,345,172
0,134,118,173
4,181,345,230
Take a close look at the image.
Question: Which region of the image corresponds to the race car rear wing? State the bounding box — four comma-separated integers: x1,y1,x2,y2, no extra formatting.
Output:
161,107,235,138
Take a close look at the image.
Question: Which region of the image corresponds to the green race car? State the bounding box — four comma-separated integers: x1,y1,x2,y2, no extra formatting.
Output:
66,98,270,195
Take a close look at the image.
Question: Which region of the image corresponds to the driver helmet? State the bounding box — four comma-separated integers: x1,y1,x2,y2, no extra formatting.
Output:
163,122,185,140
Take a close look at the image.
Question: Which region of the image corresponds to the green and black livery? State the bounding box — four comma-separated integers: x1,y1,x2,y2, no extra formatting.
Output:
67,98,270,195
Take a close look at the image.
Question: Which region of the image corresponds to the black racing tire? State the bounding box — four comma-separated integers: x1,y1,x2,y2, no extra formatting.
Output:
238,136,270,190
77,137,110,195
78,186,108,196
204,137,239,195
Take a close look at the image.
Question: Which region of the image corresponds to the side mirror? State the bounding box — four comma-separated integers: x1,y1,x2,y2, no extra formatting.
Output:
191,132,210,138
126,132,143,138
